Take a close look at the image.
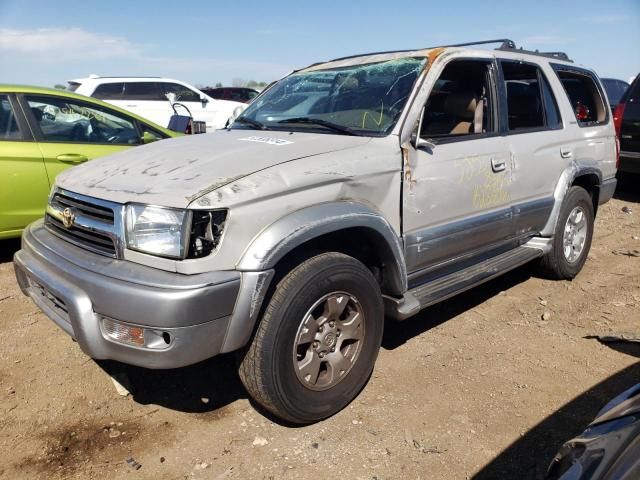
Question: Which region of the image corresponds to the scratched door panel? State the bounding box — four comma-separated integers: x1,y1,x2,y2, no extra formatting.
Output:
403,136,513,273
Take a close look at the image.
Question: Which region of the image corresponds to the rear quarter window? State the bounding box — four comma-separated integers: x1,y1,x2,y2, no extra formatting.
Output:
553,66,608,126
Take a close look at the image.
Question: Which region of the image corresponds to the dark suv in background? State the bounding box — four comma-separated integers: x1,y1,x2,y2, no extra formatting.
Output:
614,74,640,174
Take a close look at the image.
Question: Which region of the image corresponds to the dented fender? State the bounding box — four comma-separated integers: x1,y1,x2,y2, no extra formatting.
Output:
236,201,408,295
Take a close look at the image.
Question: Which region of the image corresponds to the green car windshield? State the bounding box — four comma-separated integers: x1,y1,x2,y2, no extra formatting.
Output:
234,57,426,136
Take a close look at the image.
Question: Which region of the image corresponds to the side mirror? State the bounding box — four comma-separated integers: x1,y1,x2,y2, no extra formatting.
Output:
200,96,209,107
411,105,436,151
142,131,159,144
165,92,177,105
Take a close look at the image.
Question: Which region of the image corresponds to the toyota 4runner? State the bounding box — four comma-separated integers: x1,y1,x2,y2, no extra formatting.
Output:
14,39,617,423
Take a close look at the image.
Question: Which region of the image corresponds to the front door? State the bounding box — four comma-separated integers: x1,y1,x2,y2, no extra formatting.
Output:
403,58,514,276
20,94,140,187
0,94,49,237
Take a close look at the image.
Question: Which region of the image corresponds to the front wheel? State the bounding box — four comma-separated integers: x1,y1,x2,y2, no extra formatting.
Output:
539,186,594,279
238,252,384,424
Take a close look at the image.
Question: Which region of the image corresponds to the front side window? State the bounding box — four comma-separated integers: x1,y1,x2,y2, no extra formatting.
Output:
0,95,21,140
234,57,427,136
93,82,125,100
554,68,607,126
26,95,140,145
161,83,201,103
420,59,496,139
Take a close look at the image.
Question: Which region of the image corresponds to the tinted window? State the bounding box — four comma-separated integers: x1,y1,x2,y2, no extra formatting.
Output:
0,95,21,140
555,69,607,125
26,95,140,145
501,62,547,131
160,83,200,102
602,79,629,106
93,82,125,100
540,73,562,128
122,82,164,101
420,59,495,138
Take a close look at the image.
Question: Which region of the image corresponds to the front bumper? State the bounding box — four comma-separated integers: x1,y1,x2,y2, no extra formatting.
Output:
14,220,245,369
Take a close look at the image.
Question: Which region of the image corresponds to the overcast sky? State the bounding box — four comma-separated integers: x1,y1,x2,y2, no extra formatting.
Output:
0,0,638,88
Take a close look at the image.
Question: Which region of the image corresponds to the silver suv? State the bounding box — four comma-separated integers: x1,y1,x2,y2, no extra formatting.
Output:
14,40,617,423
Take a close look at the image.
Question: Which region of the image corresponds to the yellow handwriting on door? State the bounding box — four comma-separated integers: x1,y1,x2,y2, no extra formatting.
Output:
472,173,510,209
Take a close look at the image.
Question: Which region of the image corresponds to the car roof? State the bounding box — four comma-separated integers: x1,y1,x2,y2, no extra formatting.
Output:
0,84,177,136
298,45,577,73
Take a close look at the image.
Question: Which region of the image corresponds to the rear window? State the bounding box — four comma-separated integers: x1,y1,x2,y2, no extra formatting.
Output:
501,61,562,131
554,67,607,126
67,82,81,93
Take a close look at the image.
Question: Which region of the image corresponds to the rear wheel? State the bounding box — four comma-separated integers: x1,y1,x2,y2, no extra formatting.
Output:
238,252,384,424
540,186,594,279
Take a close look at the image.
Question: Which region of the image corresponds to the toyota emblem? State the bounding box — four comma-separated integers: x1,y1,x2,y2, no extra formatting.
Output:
61,208,75,228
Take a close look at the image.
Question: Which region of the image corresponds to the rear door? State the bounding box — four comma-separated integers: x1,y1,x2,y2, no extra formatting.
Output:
497,60,567,237
20,94,142,186
0,94,49,237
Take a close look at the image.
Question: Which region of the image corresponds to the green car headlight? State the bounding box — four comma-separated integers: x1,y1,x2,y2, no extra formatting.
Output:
125,204,191,258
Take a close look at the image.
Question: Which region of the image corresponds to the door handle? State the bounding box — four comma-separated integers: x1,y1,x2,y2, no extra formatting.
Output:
560,147,573,159
491,157,506,172
56,153,88,164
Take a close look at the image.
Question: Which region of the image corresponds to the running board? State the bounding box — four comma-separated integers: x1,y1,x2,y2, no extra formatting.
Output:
385,241,548,321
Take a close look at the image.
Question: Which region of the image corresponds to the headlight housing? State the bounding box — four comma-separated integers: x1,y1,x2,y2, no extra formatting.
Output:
125,204,227,259
126,204,191,258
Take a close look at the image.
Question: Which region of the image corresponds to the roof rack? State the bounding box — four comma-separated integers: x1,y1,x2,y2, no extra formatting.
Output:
496,40,573,62
312,39,572,68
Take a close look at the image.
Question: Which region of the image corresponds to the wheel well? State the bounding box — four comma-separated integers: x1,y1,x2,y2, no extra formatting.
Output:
572,173,600,215
270,227,404,296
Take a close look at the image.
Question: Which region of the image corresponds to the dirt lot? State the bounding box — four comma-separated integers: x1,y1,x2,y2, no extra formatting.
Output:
0,181,638,480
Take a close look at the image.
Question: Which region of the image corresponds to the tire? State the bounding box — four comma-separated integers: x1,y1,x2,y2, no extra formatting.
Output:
238,252,384,424
539,186,594,279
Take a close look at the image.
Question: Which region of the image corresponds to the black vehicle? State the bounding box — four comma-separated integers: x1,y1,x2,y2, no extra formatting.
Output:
602,78,629,108
547,383,640,479
614,74,640,174
201,87,260,104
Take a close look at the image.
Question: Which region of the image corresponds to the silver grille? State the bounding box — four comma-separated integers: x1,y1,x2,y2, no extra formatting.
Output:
45,189,124,258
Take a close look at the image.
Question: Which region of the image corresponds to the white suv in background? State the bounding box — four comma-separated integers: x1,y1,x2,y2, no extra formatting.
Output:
68,76,246,131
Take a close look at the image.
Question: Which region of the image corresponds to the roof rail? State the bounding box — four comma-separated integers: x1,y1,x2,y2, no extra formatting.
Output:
310,39,572,68
496,44,573,62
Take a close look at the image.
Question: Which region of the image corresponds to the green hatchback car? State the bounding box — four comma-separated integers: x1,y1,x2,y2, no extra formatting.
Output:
0,85,177,239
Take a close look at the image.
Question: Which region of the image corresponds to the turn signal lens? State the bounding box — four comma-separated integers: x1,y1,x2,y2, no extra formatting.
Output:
102,317,145,346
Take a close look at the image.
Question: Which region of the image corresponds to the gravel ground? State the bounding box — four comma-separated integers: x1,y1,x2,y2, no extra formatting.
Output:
0,179,638,480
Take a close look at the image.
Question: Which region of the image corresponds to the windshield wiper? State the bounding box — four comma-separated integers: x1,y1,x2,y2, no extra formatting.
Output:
233,116,267,130
277,117,358,136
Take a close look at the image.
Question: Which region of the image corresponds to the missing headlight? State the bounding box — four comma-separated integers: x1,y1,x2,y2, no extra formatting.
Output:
187,210,227,259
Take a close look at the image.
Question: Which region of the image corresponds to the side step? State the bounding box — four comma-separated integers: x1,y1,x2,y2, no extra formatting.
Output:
385,243,547,321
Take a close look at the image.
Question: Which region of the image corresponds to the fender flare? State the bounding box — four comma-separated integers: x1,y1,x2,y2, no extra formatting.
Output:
540,163,602,236
236,201,407,293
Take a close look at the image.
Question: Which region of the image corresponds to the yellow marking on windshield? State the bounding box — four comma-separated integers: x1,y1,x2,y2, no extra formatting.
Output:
362,101,384,129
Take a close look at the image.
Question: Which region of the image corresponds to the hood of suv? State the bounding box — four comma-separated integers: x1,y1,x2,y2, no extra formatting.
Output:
56,130,371,208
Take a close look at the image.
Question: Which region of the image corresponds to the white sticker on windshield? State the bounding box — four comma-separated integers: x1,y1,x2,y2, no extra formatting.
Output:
239,136,293,146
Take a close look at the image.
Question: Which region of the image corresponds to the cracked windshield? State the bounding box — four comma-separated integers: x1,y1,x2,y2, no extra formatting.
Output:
234,57,426,136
